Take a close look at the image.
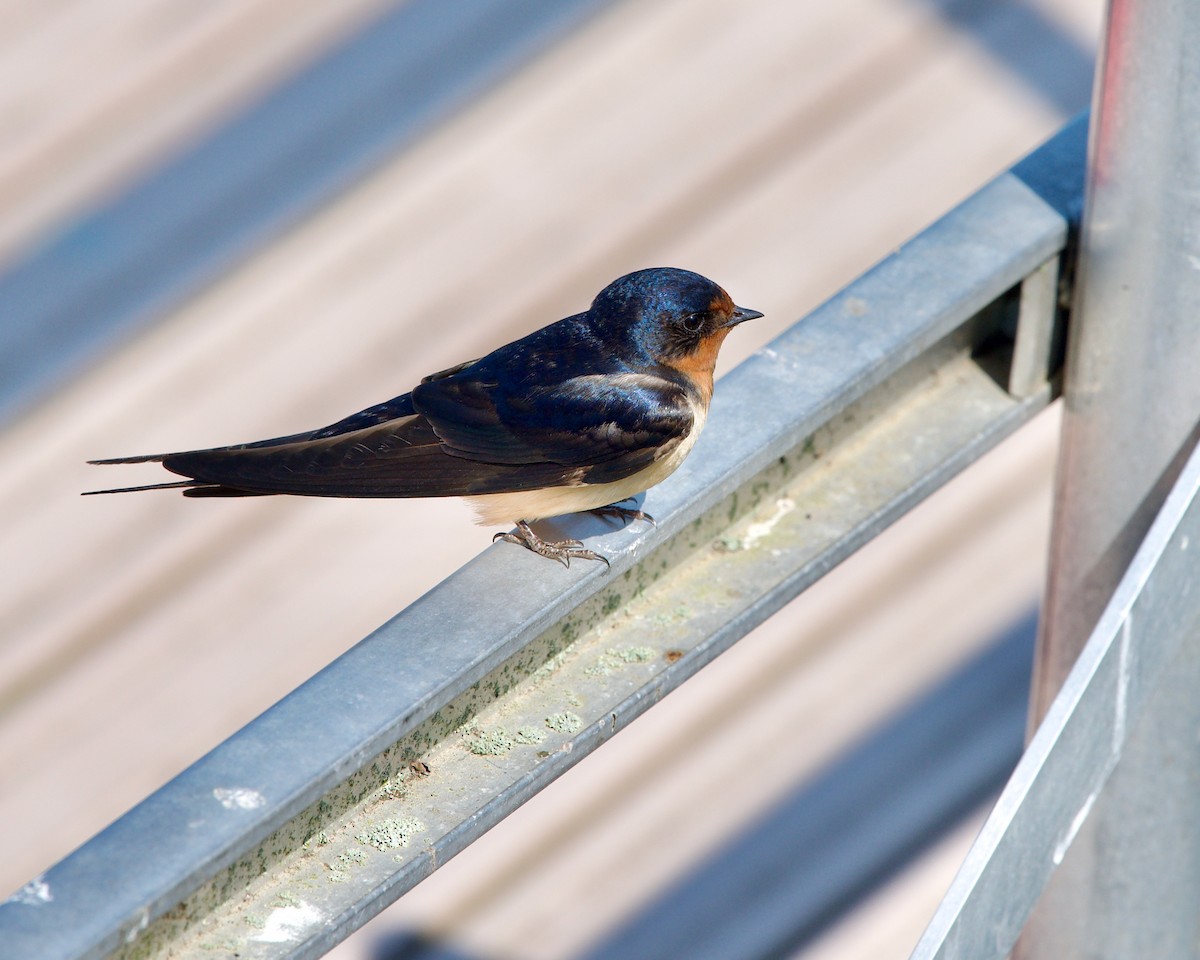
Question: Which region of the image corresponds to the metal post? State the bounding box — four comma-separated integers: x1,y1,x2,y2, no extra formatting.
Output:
1021,0,1200,955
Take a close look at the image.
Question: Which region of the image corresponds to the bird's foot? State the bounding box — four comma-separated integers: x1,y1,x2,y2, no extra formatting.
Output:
494,520,609,568
590,500,656,527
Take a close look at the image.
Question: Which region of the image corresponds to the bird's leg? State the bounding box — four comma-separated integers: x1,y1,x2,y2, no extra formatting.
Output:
494,520,609,567
590,499,656,527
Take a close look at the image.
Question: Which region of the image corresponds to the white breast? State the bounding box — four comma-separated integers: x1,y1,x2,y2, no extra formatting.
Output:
465,399,707,526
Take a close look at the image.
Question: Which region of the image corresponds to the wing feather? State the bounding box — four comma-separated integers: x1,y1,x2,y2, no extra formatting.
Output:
145,370,694,498
413,370,694,472
90,311,699,500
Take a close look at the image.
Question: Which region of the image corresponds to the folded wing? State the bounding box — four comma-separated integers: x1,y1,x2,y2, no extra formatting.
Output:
88,369,696,499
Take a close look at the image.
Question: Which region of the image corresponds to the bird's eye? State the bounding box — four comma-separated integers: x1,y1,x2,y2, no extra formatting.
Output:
680,311,706,333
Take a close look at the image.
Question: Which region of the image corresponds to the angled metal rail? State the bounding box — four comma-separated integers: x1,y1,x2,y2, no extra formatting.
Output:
908,408,1200,960
0,119,1085,959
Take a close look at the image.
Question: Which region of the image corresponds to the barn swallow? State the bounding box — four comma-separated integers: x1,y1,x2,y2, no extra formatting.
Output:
86,267,761,565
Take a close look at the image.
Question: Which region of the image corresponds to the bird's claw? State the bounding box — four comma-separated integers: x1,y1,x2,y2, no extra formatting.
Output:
495,520,610,567
590,500,656,527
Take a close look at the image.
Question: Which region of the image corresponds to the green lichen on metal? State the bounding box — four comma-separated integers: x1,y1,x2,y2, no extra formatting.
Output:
748,478,772,511
514,725,546,744
463,726,516,756
355,817,425,851
544,711,583,734
585,646,656,677
372,779,407,802
649,605,690,626
122,935,155,960
198,938,243,952
616,646,654,662
559,616,582,644
528,648,569,687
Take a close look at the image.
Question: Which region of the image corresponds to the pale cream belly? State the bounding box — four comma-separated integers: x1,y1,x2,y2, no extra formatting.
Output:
465,405,706,525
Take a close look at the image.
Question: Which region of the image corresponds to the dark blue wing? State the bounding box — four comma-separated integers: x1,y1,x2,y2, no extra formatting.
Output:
89,318,697,498
412,366,695,483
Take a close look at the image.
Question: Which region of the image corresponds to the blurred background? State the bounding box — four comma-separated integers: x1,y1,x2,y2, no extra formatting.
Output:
0,0,1102,957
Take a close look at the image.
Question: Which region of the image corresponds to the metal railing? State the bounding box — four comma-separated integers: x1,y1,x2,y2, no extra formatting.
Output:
1,117,1085,958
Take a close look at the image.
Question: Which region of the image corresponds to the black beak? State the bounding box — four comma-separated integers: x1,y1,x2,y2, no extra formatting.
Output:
725,305,764,327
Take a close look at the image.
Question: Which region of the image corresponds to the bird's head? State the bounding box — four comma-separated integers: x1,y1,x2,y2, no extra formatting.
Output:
590,267,762,395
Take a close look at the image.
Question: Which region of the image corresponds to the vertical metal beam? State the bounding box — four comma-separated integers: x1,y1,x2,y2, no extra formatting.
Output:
1033,0,1200,709
1021,0,1200,955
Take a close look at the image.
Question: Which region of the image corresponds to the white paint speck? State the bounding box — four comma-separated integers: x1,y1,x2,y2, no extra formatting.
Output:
740,498,796,550
254,902,323,943
843,296,870,316
8,875,52,905
213,787,266,810
1053,791,1098,865
1187,254,1200,272
124,908,149,944
759,347,802,372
